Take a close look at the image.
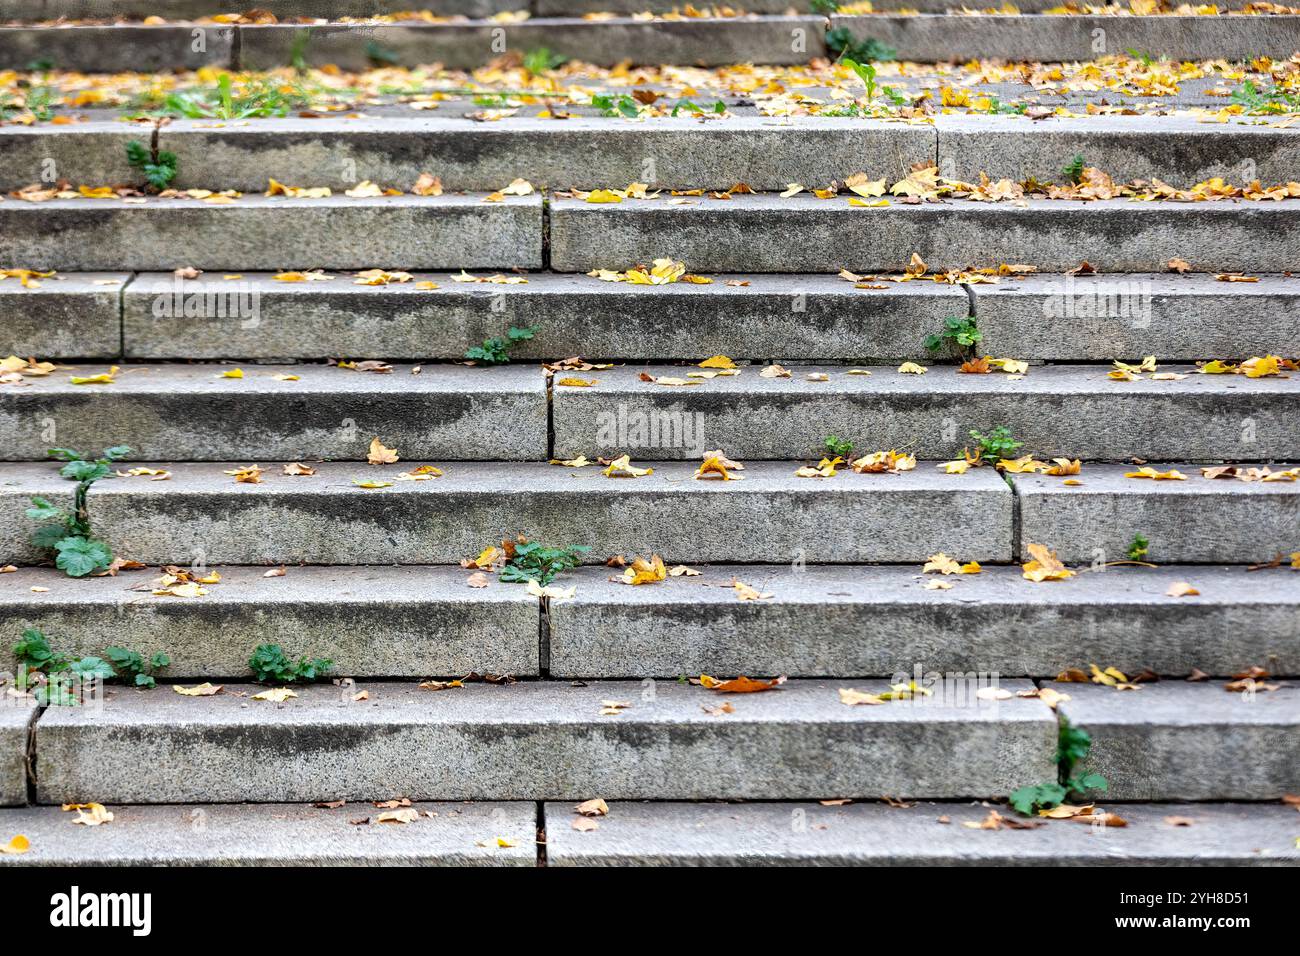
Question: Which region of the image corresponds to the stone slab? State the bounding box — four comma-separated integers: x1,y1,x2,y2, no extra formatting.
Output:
0,693,35,806
0,272,126,359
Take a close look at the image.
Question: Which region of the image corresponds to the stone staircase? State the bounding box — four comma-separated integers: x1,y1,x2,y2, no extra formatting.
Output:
0,2,1298,867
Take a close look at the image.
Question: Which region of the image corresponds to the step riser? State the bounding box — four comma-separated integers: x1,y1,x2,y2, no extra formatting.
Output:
550,568,1300,679
554,382,1300,462
1058,683,1300,801
0,197,542,272
0,121,934,195
10,274,1300,365
0,701,36,806
0,25,234,72
239,19,828,72
10,120,1296,196
3,0,520,16
1016,468,1300,564
833,14,1300,63
32,680,1056,803
0,369,549,461
550,200,1300,274
0,570,539,679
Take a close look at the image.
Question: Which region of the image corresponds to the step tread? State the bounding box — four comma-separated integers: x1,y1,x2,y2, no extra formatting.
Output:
0,802,538,866
542,800,1300,866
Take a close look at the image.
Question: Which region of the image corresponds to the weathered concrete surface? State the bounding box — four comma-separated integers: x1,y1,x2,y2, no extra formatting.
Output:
0,194,543,272
239,17,827,71
550,565,1300,679
0,362,548,461
544,800,1300,866
140,115,934,193
32,678,1055,802
936,114,1300,187
0,460,1014,564
0,0,516,15
122,272,968,362
1014,463,1300,564
78,460,1013,564
552,363,1300,461
0,272,126,359
1056,681,1300,801
549,195,1300,273
972,273,1300,361
0,466,71,565
832,14,1300,62
536,0,807,12
0,694,35,806
0,25,234,71
0,802,537,866
0,121,145,195
0,566,540,678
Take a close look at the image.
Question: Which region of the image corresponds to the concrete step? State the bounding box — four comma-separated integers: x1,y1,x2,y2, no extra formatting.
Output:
0,696,36,806
0,116,935,195
1056,681,1300,801
0,802,538,866
0,194,542,272
832,13,1300,63
0,566,540,679
8,114,1292,201
10,272,1298,364
1014,463,1300,564
0,15,827,71
4,0,518,17
0,460,1013,565
0,362,548,461
0,272,126,360
552,363,1300,462
543,800,1300,866
31,678,1056,803
972,273,1300,362
117,272,969,363
239,16,828,71
550,195,1300,274
934,114,1300,191
549,565,1300,680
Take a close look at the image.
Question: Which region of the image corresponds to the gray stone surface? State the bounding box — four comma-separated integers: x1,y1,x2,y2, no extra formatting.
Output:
936,114,1300,187
0,272,126,359
0,693,35,806
0,24,234,71
32,678,1055,802
832,14,1300,62
0,802,537,866
0,466,70,564
122,272,968,362
1056,681,1300,800
1015,463,1300,564
0,458,1015,565
972,273,1300,361
238,17,827,71
0,566,540,678
550,565,1300,679
0,194,543,272
145,115,933,193
0,362,548,461
549,195,1300,273
0,121,144,195
552,363,1300,461
544,800,1300,866
0,0,515,16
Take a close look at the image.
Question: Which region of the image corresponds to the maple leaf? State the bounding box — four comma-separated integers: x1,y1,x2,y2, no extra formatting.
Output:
367,438,399,465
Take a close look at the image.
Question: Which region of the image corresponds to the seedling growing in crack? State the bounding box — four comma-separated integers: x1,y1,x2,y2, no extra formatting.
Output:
1126,533,1150,562
924,315,982,360
465,326,538,365
968,426,1022,463
12,628,117,706
1062,153,1086,186
105,647,171,689
248,644,334,684
1009,717,1108,815
27,446,129,577
500,542,589,587
125,119,177,193
824,435,855,459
